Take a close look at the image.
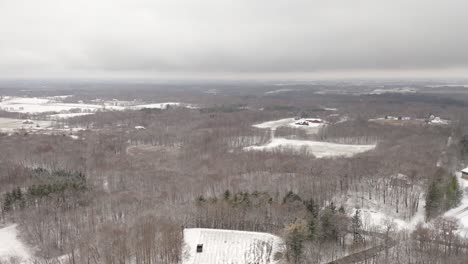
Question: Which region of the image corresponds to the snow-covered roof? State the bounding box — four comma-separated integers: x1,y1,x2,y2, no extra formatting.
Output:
183,228,284,264
462,167,468,174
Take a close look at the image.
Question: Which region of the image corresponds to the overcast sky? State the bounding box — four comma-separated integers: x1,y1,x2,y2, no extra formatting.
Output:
1,0,467,79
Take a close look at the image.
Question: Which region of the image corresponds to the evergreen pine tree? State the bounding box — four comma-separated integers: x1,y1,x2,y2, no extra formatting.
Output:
445,176,462,210
338,205,346,214
352,209,364,243
2,192,13,212
308,217,317,241
223,190,231,201
425,180,443,220
304,198,319,218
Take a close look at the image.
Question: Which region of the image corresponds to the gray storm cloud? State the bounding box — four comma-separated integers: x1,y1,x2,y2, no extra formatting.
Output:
1,0,468,78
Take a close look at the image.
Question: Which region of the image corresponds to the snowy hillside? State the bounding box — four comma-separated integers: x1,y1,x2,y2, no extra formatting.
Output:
183,228,284,264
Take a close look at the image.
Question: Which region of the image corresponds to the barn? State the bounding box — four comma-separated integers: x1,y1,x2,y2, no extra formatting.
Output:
183,228,284,264
462,167,468,180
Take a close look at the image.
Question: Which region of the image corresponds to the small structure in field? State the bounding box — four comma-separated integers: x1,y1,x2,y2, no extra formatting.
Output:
462,167,468,180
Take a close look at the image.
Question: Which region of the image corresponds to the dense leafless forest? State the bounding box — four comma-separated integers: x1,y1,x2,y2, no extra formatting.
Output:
2,80,468,264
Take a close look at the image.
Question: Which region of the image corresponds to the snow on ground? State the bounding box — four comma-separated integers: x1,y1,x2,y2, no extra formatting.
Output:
444,173,468,234
0,98,109,113
253,118,324,135
265,89,295,94
0,117,54,132
244,138,375,158
427,84,468,88
48,113,94,119
368,87,417,95
129,102,181,110
253,118,297,130
183,228,284,264
334,187,426,233
351,200,426,232
429,117,450,125
0,96,190,114
322,107,338,111
0,224,32,263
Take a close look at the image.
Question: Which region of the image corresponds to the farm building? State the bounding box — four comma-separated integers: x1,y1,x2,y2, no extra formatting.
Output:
462,167,468,180
183,228,284,264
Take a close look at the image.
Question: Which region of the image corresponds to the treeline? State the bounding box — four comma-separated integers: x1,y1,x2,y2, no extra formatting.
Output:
1,168,87,214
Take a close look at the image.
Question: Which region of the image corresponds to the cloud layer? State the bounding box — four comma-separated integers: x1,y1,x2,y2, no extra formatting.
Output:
1,0,468,78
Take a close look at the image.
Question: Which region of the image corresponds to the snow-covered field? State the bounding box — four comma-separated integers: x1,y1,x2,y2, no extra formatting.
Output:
0,96,113,113
0,96,190,115
0,117,54,132
244,138,375,158
0,224,32,263
183,228,284,264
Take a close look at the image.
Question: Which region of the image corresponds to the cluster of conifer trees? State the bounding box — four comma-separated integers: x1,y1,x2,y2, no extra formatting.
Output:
1,168,86,213
425,168,463,220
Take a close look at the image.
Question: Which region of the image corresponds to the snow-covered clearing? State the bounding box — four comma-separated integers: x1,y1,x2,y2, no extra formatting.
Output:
183,228,284,264
444,173,468,235
0,224,32,263
244,138,375,158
